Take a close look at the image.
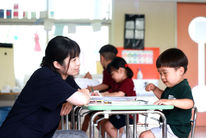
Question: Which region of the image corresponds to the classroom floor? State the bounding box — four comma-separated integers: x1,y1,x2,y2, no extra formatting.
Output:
84,114,206,138
194,126,206,138
89,126,206,138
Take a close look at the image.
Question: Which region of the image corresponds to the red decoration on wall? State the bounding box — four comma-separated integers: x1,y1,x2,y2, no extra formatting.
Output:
34,33,41,52
117,47,159,79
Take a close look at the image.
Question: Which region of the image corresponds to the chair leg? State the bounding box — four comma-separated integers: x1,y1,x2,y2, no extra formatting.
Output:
190,107,197,138
61,116,64,130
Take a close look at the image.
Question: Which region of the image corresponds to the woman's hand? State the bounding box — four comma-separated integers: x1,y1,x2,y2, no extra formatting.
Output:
91,91,102,97
78,88,90,95
60,102,73,116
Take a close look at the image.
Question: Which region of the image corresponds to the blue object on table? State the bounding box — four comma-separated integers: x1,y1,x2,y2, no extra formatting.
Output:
0,106,12,126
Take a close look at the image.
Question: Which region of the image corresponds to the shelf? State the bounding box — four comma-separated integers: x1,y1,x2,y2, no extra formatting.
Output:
0,92,19,95
0,18,111,25
0,19,44,25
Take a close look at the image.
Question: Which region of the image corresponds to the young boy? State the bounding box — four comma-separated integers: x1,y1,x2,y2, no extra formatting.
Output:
82,44,118,132
140,48,194,138
86,44,118,92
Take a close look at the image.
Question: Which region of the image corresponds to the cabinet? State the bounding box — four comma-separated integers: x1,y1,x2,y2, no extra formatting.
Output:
0,43,15,91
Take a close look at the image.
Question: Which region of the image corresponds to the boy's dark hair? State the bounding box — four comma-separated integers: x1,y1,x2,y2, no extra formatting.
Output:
156,48,188,73
99,44,118,61
107,57,133,78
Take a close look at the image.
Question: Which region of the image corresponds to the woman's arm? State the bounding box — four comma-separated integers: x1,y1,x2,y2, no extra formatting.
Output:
66,88,90,106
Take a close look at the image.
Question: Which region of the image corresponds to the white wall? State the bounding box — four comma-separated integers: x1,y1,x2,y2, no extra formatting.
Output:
111,0,176,51
111,0,177,89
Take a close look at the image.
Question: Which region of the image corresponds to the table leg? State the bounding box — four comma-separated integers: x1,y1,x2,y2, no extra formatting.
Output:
71,106,75,129
77,107,83,130
88,110,167,138
133,114,137,138
90,113,95,138
156,111,167,138
126,114,129,138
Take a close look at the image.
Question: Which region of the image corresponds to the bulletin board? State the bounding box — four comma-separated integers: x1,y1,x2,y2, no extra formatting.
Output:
117,47,160,79
124,14,145,49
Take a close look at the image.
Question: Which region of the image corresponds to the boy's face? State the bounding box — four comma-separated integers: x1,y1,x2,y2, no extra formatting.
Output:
158,66,184,88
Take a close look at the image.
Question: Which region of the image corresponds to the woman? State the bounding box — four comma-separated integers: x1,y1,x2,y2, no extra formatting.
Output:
0,36,90,138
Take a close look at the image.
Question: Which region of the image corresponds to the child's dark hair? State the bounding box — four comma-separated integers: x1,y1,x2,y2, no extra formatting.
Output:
156,48,188,73
99,44,118,61
40,36,80,72
107,57,133,78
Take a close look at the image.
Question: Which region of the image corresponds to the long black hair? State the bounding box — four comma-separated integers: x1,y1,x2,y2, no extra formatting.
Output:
40,36,80,72
107,57,133,78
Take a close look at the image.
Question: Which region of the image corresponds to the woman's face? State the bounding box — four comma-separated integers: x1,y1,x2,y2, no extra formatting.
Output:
59,56,80,80
67,56,80,76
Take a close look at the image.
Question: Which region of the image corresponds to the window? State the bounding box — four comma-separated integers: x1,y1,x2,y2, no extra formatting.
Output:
49,24,109,75
0,0,112,88
50,0,112,20
0,25,47,88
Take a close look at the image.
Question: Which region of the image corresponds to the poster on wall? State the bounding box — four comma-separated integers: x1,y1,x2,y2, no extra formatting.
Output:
124,14,145,49
116,47,159,79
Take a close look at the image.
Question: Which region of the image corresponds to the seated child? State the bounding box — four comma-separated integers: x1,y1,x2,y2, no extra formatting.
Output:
140,48,194,138
86,44,118,92
94,57,137,138
81,44,118,132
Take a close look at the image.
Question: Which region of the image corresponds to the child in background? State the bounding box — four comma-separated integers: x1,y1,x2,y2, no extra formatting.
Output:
81,44,118,132
140,48,194,138
86,44,118,92
95,57,136,138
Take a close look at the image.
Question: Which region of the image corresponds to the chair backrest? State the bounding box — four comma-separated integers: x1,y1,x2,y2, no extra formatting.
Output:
190,106,197,138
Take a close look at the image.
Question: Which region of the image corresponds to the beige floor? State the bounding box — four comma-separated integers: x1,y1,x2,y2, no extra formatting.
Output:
89,126,206,138
86,121,206,138
193,126,206,138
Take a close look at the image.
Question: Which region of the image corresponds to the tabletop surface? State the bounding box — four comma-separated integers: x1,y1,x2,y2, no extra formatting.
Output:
85,104,174,111
84,96,174,111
